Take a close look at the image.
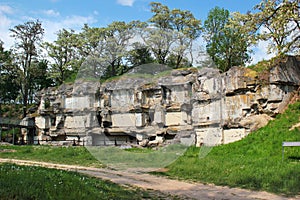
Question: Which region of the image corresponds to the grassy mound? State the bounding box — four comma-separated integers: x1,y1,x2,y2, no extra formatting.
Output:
165,102,300,196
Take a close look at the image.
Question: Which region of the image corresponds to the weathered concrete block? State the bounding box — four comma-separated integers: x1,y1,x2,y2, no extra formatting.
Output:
180,134,195,146
195,128,222,147
165,112,184,126
135,113,145,127
65,115,87,129
110,89,134,108
111,113,136,127
65,96,91,109
192,100,222,124
35,116,50,129
223,128,246,144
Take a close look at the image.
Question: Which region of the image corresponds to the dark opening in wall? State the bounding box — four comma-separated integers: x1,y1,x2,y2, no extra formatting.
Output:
96,111,102,127
51,117,56,126
149,136,156,141
103,121,112,128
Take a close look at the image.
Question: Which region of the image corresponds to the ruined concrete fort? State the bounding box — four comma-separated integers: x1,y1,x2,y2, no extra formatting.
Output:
22,56,300,147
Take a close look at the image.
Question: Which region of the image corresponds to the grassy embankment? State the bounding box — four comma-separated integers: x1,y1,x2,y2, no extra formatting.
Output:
163,102,300,196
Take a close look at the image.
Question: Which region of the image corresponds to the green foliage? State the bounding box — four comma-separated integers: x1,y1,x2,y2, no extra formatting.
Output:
0,163,151,200
233,0,300,55
0,104,23,119
0,40,20,103
64,71,78,83
247,54,288,73
10,20,44,117
127,42,154,67
146,2,201,67
43,29,82,85
203,7,250,72
165,102,300,196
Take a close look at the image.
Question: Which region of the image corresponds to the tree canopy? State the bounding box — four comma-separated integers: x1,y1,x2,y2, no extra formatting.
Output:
232,0,300,55
203,7,251,72
9,20,44,117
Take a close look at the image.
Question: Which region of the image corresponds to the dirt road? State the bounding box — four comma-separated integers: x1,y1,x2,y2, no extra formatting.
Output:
0,158,298,200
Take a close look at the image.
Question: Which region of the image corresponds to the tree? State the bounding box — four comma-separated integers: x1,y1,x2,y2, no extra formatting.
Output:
96,21,140,77
126,42,154,67
10,20,44,117
28,60,53,103
203,7,250,72
78,24,106,57
144,2,201,67
0,40,20,104
141,27,174,65
170,9,201,68
233,0,300,55
43,29,82,85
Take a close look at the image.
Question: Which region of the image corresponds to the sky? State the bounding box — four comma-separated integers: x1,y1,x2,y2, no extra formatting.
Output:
0,0,273,65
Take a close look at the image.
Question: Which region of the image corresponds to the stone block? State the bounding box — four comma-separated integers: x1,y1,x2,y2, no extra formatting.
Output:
65,115,87,129
35,116,50,129
65,96,91,109
195,128,222,147
110,89,134,108
135,113,145,127
111,113,136,127
192,100,222,124
153,107,165,125
180,134,195,146
165,112,183,126
223,128,246,144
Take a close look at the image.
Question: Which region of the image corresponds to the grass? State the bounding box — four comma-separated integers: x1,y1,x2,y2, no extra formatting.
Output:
0,163,155,200
162,102,300,196
0,145,102,167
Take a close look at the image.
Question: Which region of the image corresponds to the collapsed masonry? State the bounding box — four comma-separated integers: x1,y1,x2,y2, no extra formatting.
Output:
24,56,300,146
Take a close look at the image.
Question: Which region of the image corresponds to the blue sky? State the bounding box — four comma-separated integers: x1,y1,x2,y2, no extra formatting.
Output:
0,0,271,64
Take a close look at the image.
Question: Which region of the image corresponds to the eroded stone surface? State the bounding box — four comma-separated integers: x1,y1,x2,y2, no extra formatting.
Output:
24,56,300,147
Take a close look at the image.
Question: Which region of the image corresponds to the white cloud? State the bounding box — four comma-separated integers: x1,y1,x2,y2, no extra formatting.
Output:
61,15,97,28
0,5,15,48
249,40,275,65
117,0,135,6
42,9,60,17
0,5,14,14
0,4,98,49
248,26,276,65
43,15,97,42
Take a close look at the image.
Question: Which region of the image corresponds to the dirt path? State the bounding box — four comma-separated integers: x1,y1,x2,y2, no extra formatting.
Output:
0,158,298,200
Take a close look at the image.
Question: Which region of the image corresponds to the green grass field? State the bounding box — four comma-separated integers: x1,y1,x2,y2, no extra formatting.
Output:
0,145,102,167
0,163,157,200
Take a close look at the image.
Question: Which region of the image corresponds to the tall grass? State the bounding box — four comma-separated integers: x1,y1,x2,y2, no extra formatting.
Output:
164,102,300,196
